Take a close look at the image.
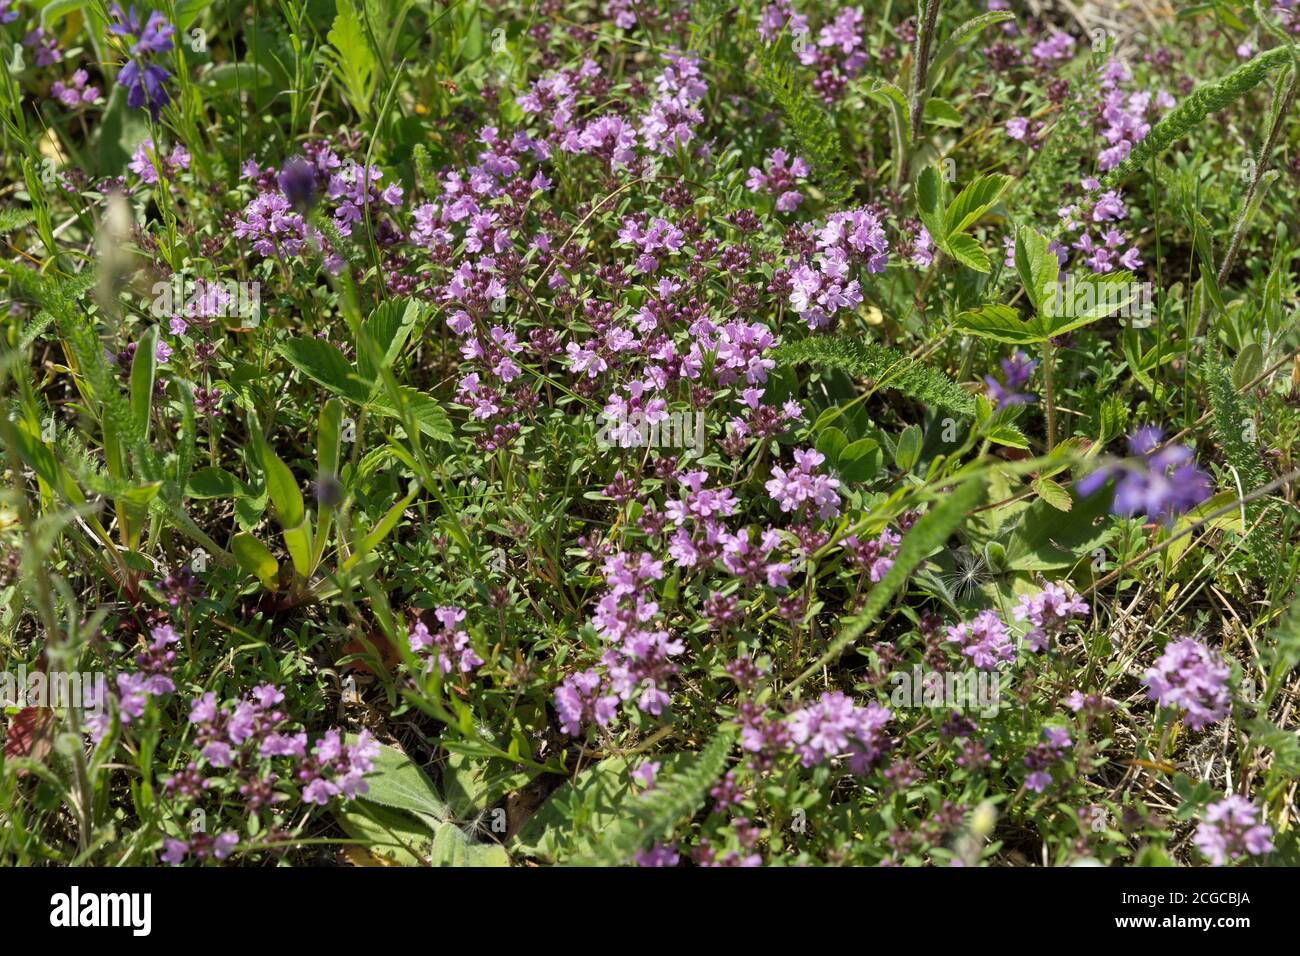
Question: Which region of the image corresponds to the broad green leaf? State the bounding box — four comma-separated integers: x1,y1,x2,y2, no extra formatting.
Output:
915,165,946,249
1015,225,1059,315
186,466,244,499
334,801,434,866
279,337,370,403
231,532,279,588
1004,486,1114,571
200,63,274,93
947,233,991,273
130,325,158,442
923,97,963,127
894,424,922,472
352,738,448,829
1032,476,1073,512
955,304,1042,344
944,174,1012,239
370,388,453,441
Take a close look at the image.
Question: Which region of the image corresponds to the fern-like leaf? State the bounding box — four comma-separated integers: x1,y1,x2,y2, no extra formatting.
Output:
570,727,735,866
754,41,853,206
1106,46,1292,181
1205,350,1286,576
773,335,975,415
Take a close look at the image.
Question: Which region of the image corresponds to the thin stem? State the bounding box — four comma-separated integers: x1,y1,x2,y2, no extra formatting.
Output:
909,0,943,147
1041,339,1057,451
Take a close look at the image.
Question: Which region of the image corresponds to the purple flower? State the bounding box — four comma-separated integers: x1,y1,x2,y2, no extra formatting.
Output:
1023,727,1071,792
1077,427,1212,525
842,528,902,583
554,668,620,736
631,760,660,789
947,610,1016,671
277,156,318,211
0,0,18,24
1194,796,1273,865
746,148,808,212
1013,583,1089,652
109,5,175,120
407,606,484,675
24,28,62,67
635,841,680,866
1142,637,1231,730
786,691,892,773
984,351,1037,408
765,448,842,520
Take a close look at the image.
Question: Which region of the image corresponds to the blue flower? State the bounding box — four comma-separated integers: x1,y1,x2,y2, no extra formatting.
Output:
109,4,175,121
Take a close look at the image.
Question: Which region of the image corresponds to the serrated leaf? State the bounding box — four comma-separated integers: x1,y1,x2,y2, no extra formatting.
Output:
944,174,1012,239
955,304,1043,344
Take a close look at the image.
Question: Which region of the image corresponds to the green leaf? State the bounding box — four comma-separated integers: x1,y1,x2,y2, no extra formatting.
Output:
279,337,370,403
358,298,421,383
927,10,1016,91
1015,225,1060,315
838,438,882,483
325,0,378,118
955,304,1043,344
340,482,419,572
947,233,991,273
944,174,1012,239
862,78,913,147
130,325,158,442
570,728,735,866
352,738,448,829
231,532,279,588
334,801,434,866
1004,486,1114,571
186,466,245,499
894,424,922,472
772,337,974,415
200,63,274,93
923,97,963,127
1032,476,1073,512
370,388,453,441
915,165,946,248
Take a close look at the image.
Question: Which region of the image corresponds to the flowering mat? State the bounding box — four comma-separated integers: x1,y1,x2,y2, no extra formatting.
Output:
1,0,1299,871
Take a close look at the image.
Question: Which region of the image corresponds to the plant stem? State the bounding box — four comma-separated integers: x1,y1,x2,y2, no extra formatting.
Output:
1041,339,1056,451
909,0,943,146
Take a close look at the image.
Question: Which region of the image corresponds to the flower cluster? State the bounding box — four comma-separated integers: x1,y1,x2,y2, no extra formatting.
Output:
1023,726,1071,792
787,691,893,773
1014,583,1089,652
1141,637,1231,730
1193,796,1274,865
787,207,889,329
52,69,100,109
108,4,174,120
1096,59,1175,172
128,138,191,184
947,610,1016,671
841,527,901,583
1077,426,1213,525
746,148,808,213
408,607,484,676
85,625,181,741
765,448,842,520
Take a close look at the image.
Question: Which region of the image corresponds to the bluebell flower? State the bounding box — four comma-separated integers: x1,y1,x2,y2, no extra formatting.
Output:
109,4,175,121
983,351,1037,408
1077,426,1213,525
